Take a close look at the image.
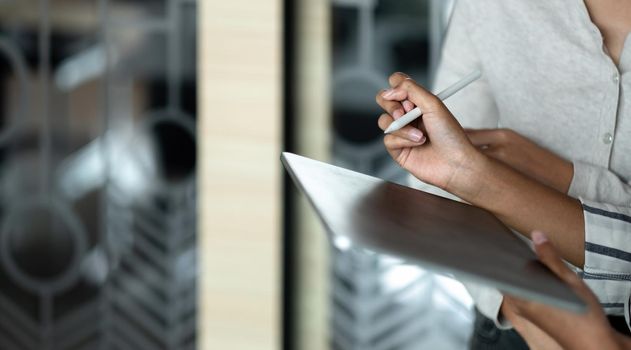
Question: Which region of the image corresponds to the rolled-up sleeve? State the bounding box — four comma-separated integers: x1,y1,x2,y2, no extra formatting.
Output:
569,161,631,206
580,199,631,315
625,294,631,332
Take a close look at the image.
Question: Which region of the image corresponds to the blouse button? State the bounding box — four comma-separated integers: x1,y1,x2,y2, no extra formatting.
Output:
613,74,620,83
603,132,614,144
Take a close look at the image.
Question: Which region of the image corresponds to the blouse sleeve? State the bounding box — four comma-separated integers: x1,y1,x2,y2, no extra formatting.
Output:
432,0,500,129
580,199,631,316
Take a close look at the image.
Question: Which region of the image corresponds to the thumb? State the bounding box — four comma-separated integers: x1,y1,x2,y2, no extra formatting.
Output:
531,231,580,284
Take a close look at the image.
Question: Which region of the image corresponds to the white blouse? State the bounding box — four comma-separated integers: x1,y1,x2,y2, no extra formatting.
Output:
408,0,631,327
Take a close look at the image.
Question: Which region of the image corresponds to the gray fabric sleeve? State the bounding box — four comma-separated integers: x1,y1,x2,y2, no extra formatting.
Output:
432,0,500,129
463,282,512,329
569,161,631,206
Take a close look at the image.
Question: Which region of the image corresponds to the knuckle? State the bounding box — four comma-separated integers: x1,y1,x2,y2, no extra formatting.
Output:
379,112,392,121
494,147,508,159
400,79,415,90
375,90,385,103
426,95,442,109
390,72,408,82
565,271,581,284
394,130,408,140
497,128,514,142
383,134,394,147
377,113,390,128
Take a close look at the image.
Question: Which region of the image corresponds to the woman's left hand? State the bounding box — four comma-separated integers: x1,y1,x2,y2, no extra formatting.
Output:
502,231,629,350
465,129,573,193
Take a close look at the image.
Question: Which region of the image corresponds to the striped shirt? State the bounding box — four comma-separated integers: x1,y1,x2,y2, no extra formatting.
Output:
581,200,631,320
408,0,631,328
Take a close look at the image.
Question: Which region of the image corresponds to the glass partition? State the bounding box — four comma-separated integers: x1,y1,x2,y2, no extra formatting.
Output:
0,1,197,349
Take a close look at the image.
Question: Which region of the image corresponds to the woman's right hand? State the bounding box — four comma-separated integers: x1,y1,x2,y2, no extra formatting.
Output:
376,73,486,196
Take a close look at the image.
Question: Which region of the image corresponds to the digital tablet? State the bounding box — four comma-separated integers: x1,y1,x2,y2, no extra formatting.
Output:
281,152,585,312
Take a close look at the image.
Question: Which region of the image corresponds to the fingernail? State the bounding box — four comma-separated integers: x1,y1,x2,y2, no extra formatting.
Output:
393,109,404,119
410,129,424,142
403,100,414,112
382,89,394,98
532,231,548,245
419,136,427,144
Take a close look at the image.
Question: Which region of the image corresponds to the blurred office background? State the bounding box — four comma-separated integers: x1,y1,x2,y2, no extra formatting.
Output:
287,1,473,350
0,0,473,349
0,0,197,349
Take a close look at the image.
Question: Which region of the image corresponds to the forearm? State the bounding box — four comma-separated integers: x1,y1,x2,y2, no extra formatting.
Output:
525,153,573,194
448,152,585,267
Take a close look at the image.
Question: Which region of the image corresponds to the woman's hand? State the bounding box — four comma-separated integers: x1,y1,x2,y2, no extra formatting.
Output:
376,73,586,268
502,231,630,350
376,72,422,134
376,73,485,195
465,128,574,193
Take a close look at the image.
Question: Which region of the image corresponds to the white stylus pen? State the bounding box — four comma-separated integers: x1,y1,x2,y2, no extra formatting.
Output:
384,70,482,134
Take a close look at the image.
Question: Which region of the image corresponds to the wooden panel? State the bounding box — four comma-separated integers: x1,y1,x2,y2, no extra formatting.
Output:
293,1,331,349
199,1,282,349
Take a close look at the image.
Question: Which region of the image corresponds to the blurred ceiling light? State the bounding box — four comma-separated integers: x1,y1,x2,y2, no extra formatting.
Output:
434,275,474,309
333,235,352,251
57,128,155,202
382,264,425,291
55,45,116,91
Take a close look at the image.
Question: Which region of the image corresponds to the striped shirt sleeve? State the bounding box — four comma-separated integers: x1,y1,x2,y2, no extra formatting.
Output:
580,199,631,316
625,294,631,332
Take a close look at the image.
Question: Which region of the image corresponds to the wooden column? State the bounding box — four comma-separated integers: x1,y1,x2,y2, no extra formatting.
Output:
292,1,331,349
199,1,282,349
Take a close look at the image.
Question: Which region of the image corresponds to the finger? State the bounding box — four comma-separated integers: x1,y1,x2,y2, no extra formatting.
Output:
479,145,508,162
384,134,425,150
505,233,610,350
531,231,605,315
379,114,426,143
504,292,578,342
382,79,444,115
505,297,601,350
390,125,426,143
502,295,543,320
531,231,580,284
503,295,527,312
388,72,410,88
465,129,502,146
376,90,405,119
378,113,394,131
402,100,415,113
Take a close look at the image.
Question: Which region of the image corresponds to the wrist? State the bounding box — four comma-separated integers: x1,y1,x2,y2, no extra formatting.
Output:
616,333,631,350
595,327,629,350
444,150,491,202
529,153,573,193
558,160,573,194
537,158,573,193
